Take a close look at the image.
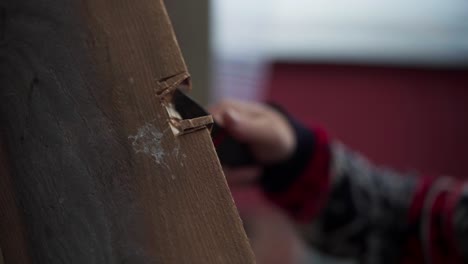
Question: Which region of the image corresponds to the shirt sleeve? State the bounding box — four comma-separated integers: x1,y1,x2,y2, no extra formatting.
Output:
258,105,468,263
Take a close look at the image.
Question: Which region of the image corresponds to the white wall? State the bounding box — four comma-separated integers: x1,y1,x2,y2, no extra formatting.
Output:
212,0,468,66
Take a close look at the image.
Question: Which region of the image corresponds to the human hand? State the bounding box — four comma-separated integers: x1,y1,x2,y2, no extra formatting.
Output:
210,100,296,166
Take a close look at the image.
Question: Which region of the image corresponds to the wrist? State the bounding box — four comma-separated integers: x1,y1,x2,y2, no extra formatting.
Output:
259,103,315,193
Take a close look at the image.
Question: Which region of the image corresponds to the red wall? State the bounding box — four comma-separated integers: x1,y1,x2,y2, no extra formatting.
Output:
267,63,468,178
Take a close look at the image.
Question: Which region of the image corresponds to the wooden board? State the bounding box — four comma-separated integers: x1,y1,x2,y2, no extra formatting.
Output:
0,0,254,263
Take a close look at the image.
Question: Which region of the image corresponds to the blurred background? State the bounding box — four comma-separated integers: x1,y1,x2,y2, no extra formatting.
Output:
166,0,468,263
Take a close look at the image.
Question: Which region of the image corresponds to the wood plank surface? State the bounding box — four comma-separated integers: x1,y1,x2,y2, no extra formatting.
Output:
0,0,254,263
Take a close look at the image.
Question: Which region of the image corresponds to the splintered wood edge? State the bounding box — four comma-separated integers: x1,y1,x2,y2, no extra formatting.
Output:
156,73,213,136
156,72,191,98
172,115,214,135
162,95,214,136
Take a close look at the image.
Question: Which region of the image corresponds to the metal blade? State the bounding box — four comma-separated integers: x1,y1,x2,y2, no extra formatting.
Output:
172,89,209,120
172,89,222,136
172,89,255,167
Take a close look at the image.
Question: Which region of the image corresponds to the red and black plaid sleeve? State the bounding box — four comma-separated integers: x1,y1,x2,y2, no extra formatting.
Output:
259,104,468,263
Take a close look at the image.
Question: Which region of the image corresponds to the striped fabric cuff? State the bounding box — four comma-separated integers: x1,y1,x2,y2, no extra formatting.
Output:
259,104,332,223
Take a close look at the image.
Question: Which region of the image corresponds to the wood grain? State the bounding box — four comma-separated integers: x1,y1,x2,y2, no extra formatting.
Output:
0,0,254,263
